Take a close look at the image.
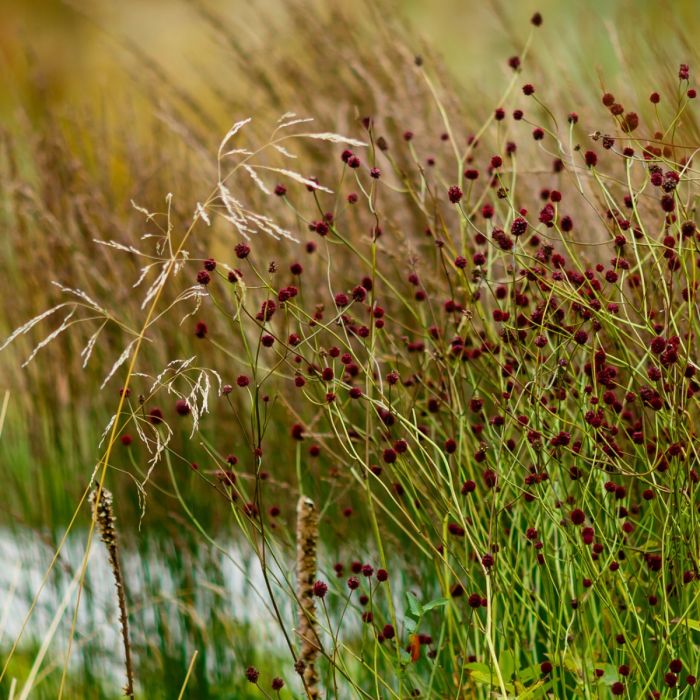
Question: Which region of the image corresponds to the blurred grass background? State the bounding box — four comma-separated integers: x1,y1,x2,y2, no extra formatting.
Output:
3,0,700,120
1,0,699,528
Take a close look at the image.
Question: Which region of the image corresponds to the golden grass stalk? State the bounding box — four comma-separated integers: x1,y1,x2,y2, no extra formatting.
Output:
296,495,320,699
89,486,135,699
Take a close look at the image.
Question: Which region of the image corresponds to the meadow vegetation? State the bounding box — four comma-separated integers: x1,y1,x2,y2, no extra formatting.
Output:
1,1,699,698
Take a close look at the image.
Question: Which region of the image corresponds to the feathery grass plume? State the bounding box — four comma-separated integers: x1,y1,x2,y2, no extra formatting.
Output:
296,495,320,699
89,486,135,699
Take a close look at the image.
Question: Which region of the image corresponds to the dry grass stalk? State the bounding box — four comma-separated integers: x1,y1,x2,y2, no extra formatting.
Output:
89,486,135,699
296,495,320,699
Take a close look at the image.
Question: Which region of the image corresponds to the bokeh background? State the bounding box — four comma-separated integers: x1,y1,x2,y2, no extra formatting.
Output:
2,0,699,521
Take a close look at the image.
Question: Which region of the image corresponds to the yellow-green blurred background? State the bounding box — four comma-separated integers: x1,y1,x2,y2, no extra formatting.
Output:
3,0,700,122
1,0,699,526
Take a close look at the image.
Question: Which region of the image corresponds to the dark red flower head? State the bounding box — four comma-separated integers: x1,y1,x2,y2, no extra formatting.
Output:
570,508,585,525
235,243,251,259
312,580,328,598
448,185,463,203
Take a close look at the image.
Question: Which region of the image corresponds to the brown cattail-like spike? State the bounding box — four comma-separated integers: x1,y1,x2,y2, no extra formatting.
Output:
296,495,321,698
90,486,135,699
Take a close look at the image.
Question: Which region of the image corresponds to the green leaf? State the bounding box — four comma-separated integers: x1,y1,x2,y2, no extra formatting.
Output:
398,648,412,667
686,619,700,632
593,663,618,685
499,649,515,680
516,680,547,698
422,597,450,612
656,615,700,632
465,663,516,694
406,592,423,618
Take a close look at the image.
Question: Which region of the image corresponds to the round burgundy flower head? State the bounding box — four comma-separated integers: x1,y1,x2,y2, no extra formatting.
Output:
194,321,208,339
271,677,284,691
148,407,164,425
196,270,210,285
347,576,360,590
511,217,527,237
570,508,585,525
245,666,259,683
120,434,132,446
235,243,251,259
531,12,542,26
610,681,624,696
461,479,476,494
679,63,690,80
237,375,250,388
274,184,287,197
448,523,465,537
203,258,216,271
377,568,388,582
522,84,535,96
650,336,666,355
584,150,598,167
481,468,497,488
312,580,328,598
175,399,190,416
540,661,552,675
448,185,463,204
